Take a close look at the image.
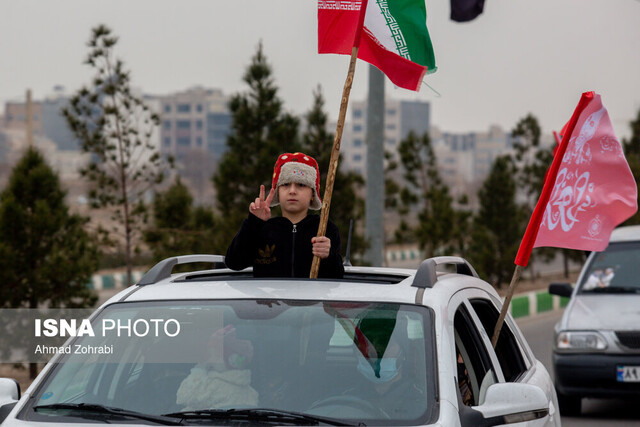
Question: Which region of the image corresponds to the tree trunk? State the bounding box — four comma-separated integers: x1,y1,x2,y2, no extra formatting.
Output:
125,217,132,286
29,363,38,380
29,298,39,379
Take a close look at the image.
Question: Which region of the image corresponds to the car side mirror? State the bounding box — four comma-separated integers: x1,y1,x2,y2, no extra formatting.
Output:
548,282,573,298
0,378,20,402
472,383,549,426
0,378,20,424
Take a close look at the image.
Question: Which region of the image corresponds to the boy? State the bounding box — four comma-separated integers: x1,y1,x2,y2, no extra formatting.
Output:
225,152,344,278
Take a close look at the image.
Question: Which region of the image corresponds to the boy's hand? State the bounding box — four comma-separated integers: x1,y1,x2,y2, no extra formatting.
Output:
311,236,331,259
250,185,275,221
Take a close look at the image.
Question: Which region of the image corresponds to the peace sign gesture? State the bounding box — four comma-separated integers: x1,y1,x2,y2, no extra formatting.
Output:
250,185,275,221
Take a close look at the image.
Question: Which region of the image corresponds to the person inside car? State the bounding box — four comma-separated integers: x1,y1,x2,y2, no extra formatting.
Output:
176,325,258,410
225,152,344,278
350,336,426,419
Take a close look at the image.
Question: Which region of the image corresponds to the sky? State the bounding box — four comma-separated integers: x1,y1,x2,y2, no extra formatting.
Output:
1,0,639,139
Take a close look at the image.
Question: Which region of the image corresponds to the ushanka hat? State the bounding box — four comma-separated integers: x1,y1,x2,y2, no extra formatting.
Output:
270,152,322,210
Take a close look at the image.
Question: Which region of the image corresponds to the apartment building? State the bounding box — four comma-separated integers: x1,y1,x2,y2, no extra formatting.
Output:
341,99,431,176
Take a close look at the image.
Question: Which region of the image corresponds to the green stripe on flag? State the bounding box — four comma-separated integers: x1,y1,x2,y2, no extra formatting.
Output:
385,0,436,70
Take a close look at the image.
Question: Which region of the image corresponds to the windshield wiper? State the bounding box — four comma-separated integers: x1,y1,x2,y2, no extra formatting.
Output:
587,286,640,294
34,403,181,425
163,407,358,426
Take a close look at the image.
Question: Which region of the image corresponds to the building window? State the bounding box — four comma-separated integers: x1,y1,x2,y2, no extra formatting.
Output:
208,113,231,126
353,109,363,118
196,104,203,112
177,104,191,113
177,137,190,146
387,109,397,116
353,124,363,132
164,105,171,113
386,124,396,130
353,154,362,162
353,139,363,147
386,138,396,145
196,137,203,146
163,137,171,147
196,120,203,130
212,129,229,140
177,120,191,129
163,121,171,130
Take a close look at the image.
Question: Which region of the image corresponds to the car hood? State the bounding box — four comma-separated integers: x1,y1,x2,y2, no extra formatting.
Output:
566,295,640,330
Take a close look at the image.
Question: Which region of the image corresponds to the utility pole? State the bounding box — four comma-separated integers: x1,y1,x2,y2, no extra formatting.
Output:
364,65,385,266
26,89,34,148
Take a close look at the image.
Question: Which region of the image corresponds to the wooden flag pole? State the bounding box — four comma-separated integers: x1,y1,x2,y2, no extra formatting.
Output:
310,46,359,278
491,264,525,347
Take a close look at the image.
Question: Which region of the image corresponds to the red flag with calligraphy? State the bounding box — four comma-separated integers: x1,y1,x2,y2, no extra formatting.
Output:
515,92,638,266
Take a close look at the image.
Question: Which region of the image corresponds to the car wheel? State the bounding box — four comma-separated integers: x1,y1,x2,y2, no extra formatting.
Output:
557,391,581,416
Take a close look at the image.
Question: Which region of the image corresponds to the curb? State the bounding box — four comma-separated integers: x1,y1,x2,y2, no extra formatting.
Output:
508,290,569,319
86,271,145,291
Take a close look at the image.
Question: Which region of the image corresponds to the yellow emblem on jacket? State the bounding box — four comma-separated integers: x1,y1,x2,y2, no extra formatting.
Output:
256,244,276,265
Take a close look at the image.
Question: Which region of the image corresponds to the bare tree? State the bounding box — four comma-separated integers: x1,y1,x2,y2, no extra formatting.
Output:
63,25,172,284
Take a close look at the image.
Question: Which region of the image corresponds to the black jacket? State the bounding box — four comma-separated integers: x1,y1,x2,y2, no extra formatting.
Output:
225,213,344,278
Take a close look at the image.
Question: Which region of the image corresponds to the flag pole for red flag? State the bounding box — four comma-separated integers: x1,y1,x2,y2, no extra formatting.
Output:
491,92,594,347
491,265,524,347
310,0,369,278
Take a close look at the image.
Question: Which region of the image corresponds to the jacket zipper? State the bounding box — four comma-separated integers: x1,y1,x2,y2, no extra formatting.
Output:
291,224,297,277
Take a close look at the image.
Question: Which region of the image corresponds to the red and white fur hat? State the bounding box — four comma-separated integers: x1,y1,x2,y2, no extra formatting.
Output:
270,152,322,210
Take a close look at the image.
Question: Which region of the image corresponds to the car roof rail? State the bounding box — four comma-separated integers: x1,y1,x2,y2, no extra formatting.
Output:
412,256,479,288
138,254,226,286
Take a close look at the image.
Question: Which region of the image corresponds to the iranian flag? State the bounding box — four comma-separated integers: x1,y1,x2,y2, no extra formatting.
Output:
515,92,638,266
318,0,436,92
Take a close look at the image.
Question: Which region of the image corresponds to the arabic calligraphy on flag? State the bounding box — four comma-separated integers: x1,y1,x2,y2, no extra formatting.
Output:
534,94,637,252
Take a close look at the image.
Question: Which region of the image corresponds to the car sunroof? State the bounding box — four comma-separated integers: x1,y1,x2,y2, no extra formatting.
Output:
174,270,409,285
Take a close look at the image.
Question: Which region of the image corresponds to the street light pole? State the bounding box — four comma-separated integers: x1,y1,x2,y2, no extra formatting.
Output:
26,89,34,148
365,65,385,266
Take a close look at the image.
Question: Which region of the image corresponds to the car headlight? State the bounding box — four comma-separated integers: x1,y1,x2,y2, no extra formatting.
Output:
556,331,607,352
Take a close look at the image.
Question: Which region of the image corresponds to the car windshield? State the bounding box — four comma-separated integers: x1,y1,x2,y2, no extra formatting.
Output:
578,241,640,294
27,300,437,425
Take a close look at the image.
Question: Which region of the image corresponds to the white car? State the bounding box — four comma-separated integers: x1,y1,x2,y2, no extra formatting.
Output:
1,255,559,426
549,224,640,416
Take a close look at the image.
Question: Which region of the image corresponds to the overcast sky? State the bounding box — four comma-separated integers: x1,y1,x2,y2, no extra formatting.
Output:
1,0,639,139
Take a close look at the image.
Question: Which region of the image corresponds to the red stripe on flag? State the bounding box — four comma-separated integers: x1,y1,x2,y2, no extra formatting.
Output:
358,30,428,91
514,92,594,267
318,9,359,54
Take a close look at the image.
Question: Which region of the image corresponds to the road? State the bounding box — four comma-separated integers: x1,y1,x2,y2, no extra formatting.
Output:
517,311,640,426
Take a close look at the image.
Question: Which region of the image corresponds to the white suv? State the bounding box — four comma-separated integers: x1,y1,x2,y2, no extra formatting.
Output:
1,255,559,426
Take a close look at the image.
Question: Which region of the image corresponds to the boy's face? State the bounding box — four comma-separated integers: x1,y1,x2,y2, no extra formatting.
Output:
278,182,313,215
